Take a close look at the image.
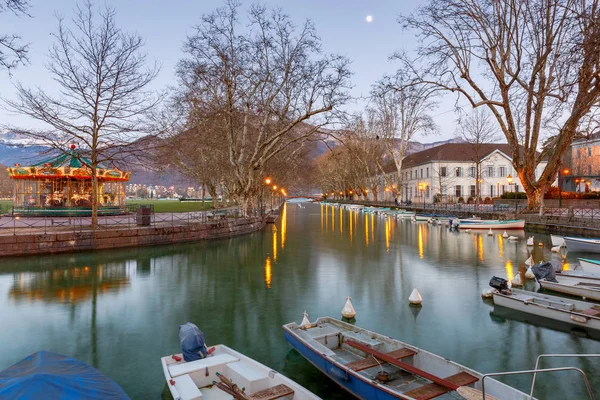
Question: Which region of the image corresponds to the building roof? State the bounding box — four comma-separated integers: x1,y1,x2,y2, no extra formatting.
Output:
401,143,528,169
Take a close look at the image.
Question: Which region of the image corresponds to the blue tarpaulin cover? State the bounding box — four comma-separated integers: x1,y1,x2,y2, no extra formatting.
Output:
179,322,207,362
0,351,130,400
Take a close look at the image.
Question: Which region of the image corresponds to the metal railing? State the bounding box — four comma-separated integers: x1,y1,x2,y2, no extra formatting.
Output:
480,354,598,400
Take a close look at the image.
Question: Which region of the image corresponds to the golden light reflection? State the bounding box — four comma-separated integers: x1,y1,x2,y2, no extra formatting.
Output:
385,218,390,251
505,260,514,281
371,211,375,243
331,205,335,233
349,210,353,244
365,213,369,247
264,256,272,288
497,234,504,258
478,235,484,262
325,204,328,231
272,229,277,262
281,203,287,250
563,262,570,271
418,224,424,259
339,207,343,234
320,204,324,232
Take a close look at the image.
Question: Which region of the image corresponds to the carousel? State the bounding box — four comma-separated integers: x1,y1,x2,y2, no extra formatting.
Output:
6,145,131,216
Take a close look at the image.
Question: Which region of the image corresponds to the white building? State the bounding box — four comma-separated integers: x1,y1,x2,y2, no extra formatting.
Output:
398,143,548,204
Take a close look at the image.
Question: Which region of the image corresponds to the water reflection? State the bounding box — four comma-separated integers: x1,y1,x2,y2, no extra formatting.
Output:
265,257,272,288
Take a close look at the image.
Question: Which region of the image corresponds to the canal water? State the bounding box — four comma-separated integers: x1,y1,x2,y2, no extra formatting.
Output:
0,202,599,399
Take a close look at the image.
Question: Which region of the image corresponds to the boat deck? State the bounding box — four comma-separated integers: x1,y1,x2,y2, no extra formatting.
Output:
298,321,478,399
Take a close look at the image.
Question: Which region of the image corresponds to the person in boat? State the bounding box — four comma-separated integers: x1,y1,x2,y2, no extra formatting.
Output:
179,322,208,362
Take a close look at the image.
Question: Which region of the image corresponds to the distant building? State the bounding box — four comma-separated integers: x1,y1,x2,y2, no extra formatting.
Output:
397,143,548,204
571,136,600,192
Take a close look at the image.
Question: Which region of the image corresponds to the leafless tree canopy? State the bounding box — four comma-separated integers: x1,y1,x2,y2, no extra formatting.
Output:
0,0,30,71
399,0,600,207
176,0,351,211
5,1,160,224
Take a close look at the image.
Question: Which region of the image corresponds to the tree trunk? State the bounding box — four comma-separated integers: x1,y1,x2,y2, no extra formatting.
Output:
207,184,218,209
202,186,205,208
91,166,98,228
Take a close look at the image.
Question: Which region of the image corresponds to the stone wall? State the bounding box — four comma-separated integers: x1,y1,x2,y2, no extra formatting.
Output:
0,217,265,257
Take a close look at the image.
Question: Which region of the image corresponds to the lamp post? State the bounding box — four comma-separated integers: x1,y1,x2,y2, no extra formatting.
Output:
418,183,425,208
507,174,517,217
558,169,569,208
272,185,277,209
262,177,272,216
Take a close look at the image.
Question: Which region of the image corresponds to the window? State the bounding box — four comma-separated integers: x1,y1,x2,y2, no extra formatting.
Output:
500,184,506,194
455,185,462,197
426,186,430,198
589,147,593,156
442,185,447,195
488,166,494,177
420,169,423,179
490,185,495,197
470,185,476,196
499,166,506,177
577,148,581,158
410,171,413,180
441,167,447,177
589,165,593,175
426,167,429,178
455,167,462,177
469,167,476,177
409,187,412,198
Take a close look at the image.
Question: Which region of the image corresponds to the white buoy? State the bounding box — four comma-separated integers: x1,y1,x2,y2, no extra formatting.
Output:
487,228,493,236
525,267,536,279
551,245,561,253
502,231,509,238
508,236,518,241
341,296,356,319
526,236,534,246
525,255,534,266
409,288,423,305
301,311,310,327
481,288,498,298
511,273,523,287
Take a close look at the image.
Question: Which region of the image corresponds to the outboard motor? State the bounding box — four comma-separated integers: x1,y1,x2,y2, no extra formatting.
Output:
179,322,208,362
489,276,510,294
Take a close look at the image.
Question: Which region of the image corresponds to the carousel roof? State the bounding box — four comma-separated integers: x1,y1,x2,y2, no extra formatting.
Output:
6,145,130,182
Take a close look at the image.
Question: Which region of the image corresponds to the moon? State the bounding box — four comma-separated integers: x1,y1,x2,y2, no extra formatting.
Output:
366,15,373,23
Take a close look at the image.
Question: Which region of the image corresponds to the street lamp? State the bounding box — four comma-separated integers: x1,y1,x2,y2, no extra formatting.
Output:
558,169,569,208
418,183,425,208
507,174,517,217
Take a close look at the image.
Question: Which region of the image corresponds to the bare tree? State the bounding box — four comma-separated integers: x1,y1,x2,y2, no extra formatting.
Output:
399,0,600,208
0,0,30,72
455,108,500,205
5,1,160,225
177,1,351,213
370,74,437,200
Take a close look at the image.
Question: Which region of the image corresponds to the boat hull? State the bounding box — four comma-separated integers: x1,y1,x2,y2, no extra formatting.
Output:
578,258,600,275
538,274,600,301
283,318,531,400
493,290,600,332
564,237,600,253
459,219,525,229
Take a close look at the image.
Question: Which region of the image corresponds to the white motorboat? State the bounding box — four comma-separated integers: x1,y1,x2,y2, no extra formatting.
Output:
458,219,525,229
536,272,600,302
283,317,532,400
161,345,320,400
564,236,600,253
578,258,600,275
490,280,600,332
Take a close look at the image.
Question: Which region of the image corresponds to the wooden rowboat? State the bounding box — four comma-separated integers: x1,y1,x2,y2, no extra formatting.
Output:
564,236,600,253
458,219,525,229
537,272,600,302
161,345,319,400
578,258,600,275
283,317,531,399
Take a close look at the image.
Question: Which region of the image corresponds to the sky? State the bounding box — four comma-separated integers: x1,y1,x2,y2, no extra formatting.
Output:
0,0,460,142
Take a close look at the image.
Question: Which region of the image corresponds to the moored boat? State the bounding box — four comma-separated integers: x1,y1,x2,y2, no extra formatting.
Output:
458,219,525,229
578,258,600,275
283,316,531,400
532,263,600,301
490,279,600,333
564,236,600,253
162,323,319,400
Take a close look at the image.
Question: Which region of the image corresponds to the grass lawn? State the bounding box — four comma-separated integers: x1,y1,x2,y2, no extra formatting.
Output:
127,199,215,213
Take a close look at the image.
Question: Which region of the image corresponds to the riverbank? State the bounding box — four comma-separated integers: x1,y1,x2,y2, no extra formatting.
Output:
328,200,600,237
0,216,265,257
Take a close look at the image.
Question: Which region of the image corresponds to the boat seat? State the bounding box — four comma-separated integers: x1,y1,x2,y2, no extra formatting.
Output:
171,374,203,400
304,338,336,357
581,308,600,317
342,331,383,349
225,361,269,394
403,371,479,400
169,354,240,378
250,384,294,400
345,347,417,371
